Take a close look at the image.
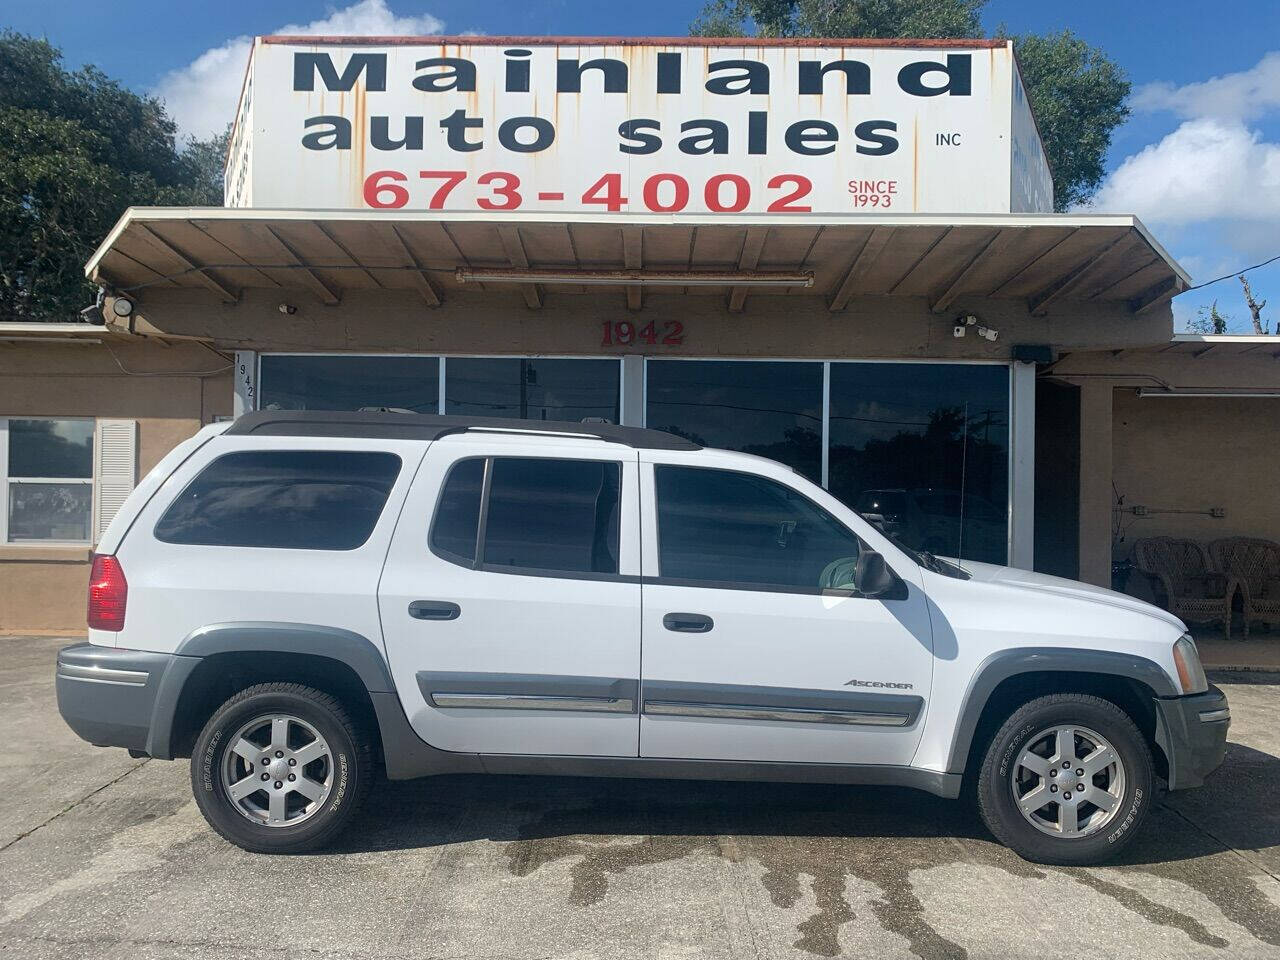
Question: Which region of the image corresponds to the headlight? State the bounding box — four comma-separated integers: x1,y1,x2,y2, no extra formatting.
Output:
1173,633,1208,694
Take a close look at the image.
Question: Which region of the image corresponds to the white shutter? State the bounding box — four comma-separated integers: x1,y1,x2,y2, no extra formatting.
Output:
94,419,137,542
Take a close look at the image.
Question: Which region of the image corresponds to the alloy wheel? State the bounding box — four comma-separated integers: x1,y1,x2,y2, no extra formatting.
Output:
1011,724,1126,838
221,714,334,827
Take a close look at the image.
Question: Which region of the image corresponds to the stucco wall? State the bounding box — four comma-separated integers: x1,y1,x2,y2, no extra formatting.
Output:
0,338,231,634
1112,390,1280,586
120,287,1172,360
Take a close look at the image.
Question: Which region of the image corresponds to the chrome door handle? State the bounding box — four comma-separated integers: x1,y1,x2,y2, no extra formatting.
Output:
408,600,461,621
663,612,713,633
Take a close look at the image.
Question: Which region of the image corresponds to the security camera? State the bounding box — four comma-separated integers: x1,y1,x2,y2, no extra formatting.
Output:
278,303,297,315
953,324,966,338
79,303,105,325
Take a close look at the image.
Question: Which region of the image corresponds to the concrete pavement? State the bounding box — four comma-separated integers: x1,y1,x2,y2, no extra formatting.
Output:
4,636,1280,959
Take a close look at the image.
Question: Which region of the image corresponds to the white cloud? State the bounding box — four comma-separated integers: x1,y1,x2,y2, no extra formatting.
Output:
1131,51,1280,121
153,0,445,142
1089,118,1280,234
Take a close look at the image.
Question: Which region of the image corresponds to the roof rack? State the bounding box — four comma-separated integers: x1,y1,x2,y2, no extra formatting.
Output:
225,410,701,451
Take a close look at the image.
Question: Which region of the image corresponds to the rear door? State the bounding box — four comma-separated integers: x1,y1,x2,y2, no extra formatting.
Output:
379,434,642,757
638,452,935,766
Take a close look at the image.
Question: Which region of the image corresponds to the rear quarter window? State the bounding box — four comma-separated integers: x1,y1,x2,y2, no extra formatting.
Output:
154,450,401,550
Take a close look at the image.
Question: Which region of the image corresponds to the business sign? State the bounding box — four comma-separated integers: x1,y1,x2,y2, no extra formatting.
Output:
227,38,1053,215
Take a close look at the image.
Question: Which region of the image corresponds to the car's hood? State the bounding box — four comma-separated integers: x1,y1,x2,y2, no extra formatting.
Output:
949,560,1187,632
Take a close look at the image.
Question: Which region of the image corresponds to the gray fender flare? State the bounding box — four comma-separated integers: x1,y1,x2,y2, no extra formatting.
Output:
944,647,1179,775
147,622,393,759
149,622,478,778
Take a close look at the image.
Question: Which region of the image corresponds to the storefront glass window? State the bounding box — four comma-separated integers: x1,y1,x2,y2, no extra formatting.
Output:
828,363,1009,565
259,356,440,413
645,360,823,483
444,358,620,422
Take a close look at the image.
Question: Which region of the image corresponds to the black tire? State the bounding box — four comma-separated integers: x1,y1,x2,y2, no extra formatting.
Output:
977,693,1153,865
191,683,372,854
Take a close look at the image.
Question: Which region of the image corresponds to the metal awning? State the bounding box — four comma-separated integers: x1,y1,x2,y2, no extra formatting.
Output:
86,208,1189,317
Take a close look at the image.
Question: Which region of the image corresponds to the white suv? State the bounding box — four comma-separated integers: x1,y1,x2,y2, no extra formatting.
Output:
56,411,1229,864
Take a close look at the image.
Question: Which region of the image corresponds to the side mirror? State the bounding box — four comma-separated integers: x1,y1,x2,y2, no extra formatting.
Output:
854,550,896,598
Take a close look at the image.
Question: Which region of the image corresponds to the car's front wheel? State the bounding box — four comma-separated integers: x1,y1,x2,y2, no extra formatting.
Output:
977,693,1153,865
191,683,372,853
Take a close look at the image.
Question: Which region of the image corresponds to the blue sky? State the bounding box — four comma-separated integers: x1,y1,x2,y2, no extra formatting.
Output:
7,0,1280,331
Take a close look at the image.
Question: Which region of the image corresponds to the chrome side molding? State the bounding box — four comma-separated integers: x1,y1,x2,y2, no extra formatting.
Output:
643,700,911,726
430,692,635,713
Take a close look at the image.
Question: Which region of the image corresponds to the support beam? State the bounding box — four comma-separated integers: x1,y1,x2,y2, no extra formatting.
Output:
132,224,239,303
1026,233,1130,316
313,223,381,289
1009,361,1036,570
1090,256,1158,300
989,227,1081,298
930,229,1016,313
1077,381,1113,587
622,227,643,312
887,226,952,295
386,225,442,307
257,225,341,304
496,225,543,309
827,226,894,312
1131,276,1181,316
728,227,770,313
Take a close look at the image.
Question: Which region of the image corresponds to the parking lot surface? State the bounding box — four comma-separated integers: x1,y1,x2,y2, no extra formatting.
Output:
4,637,1280,960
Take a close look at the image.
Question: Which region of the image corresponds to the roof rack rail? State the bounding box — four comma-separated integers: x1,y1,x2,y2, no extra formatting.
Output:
225,410,701,451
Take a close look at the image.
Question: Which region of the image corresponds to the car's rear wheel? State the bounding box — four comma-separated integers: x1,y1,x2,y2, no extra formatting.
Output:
191,683,371,853
977,693,1153,865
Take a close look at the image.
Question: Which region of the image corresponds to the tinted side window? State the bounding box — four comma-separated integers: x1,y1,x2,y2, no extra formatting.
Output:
430,458,484,563
482,458,620,574
155,450,401,550
655,466,863,592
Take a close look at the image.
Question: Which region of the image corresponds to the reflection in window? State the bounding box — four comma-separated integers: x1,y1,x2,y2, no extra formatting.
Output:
259,356,439,413
445,358,620,423
430,458,484,564
656,466,864,591
481,458,620,574
829,363,1009,564
5,418,94,542
154,451,402,550
645,361,823,482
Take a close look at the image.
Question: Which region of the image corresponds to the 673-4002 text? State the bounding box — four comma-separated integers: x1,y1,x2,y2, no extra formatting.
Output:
363,169,816,213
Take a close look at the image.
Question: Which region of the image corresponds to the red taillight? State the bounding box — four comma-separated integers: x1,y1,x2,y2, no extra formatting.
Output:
87,554,127,631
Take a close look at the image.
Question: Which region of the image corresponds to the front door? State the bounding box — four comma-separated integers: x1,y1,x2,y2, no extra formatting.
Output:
379,435,642,756
638,455,934,766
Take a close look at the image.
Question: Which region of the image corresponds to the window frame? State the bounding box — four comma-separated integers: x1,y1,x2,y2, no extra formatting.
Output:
650,463,904,599
0,416,95,546
151,448,404,552
429,454,627,582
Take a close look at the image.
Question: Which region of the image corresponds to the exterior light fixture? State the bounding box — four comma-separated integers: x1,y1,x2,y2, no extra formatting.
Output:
455,268,813,288
111,296,134,318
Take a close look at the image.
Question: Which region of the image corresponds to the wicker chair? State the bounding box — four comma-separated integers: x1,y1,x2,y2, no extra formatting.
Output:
1133,537,1237,639
1210,537,1280,639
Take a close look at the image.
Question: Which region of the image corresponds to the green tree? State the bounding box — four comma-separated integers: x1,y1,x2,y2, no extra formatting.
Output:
1188,300,1230,335
0,32,225,322
690,0,1129,211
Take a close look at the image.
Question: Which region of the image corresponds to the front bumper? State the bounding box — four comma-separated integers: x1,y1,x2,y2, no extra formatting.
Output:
1154,684,1230,790
56,643,180,754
